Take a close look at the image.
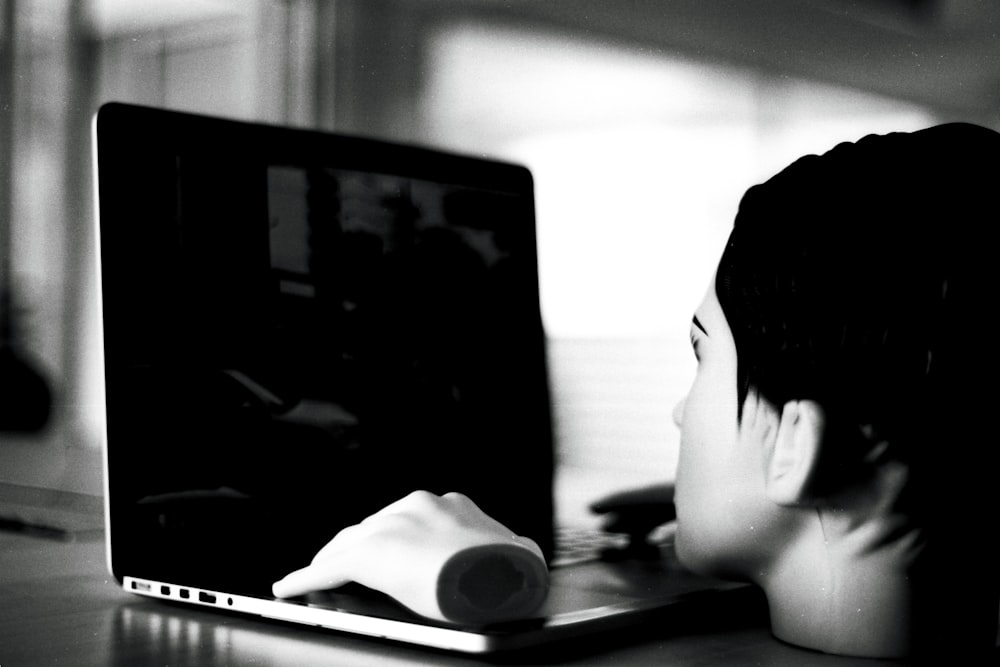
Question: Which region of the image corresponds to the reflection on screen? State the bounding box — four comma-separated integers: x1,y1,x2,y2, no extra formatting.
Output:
100,118,554,596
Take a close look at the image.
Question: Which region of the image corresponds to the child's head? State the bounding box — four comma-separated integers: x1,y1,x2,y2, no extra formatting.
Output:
674,123,1000,658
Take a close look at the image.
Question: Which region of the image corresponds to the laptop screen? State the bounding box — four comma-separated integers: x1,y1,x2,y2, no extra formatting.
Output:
95,103,555,596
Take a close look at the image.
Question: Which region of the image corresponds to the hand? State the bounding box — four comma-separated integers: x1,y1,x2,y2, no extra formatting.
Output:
271,490,549,625
590,482,676,532
589,483,676,560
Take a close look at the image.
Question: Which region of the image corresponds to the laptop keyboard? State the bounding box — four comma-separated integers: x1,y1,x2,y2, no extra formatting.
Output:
551,523,677,567
551,527,631,567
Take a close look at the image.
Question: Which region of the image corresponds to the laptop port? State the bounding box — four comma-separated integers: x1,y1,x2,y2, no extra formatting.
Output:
179,589,190,599
199,591,216,604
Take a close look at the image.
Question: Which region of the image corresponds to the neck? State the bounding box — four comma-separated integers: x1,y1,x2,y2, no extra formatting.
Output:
761,506,997,659
764,511,918,657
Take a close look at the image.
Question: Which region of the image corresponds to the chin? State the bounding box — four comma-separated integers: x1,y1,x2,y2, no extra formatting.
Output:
674,525,753,583
674,525,715,575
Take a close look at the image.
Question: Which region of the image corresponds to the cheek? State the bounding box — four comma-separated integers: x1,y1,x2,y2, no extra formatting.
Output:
674,378,736,527
674,372,739,512
673,381,770,577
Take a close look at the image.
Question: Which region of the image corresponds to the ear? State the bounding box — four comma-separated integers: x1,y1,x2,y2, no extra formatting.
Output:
764,400,826,506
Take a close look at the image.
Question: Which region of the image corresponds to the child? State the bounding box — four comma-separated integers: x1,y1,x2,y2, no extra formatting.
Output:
275,122,1000,659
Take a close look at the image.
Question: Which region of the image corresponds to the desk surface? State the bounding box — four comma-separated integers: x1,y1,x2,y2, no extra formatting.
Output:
1,528,953,666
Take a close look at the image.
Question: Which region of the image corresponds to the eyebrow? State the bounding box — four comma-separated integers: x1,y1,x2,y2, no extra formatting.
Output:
692,315,708,336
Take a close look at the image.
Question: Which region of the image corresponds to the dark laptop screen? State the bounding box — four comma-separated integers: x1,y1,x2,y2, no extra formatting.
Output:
95,103,554,595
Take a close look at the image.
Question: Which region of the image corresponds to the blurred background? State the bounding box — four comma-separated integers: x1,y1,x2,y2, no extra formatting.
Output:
1,0,997,526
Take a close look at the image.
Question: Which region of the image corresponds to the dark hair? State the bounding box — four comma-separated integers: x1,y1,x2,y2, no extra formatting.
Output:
715,123,1000,496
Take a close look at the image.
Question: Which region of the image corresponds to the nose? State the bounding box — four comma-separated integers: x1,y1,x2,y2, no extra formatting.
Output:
672,396,686,427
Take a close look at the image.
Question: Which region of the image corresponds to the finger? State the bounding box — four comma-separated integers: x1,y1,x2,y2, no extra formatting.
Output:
440,490,475,508
440,491,487,523
272,561,352,598
589,483,675,513
364,490,441,521
310,523,366,564
439,491,487,521
442,492,516,535
310,512,425,567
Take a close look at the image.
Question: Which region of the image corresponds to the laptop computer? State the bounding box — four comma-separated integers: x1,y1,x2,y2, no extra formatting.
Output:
92,101,749,654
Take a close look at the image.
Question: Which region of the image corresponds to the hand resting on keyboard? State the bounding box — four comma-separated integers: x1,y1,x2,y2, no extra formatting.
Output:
271,490,549,625
589,483,676,561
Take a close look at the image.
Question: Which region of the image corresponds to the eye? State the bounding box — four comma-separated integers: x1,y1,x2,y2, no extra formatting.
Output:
690,333,702,362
